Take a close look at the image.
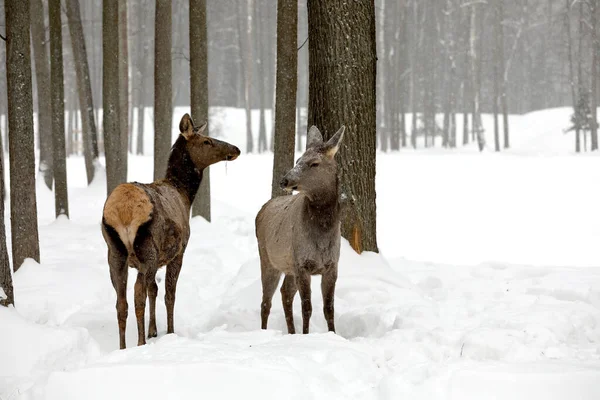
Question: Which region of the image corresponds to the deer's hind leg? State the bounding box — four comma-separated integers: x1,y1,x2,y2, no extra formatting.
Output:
259,249,281,330
108,249,128,350
146,269,159,338
134,272,148,346
281,274,298,334
165,253,183,334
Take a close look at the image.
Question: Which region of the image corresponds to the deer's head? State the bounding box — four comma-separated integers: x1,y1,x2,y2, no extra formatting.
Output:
280,125,345,195
179,113,240,169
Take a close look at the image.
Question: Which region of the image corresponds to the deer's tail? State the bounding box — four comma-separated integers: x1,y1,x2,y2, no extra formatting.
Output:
102,183,154,267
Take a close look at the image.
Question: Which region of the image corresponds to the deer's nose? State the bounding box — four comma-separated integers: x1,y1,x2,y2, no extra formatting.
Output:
280,177,289,189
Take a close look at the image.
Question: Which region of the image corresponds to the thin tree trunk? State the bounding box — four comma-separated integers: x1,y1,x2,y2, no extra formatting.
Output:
410,0,418,149
238,0,254,153
118,0,129,171
592,0,599,151
255,3,268,153
470,2,485,151
104,0,122,194
499,0,509,149
271,0,298,198
154,0,172,180
307,0,378,253
190,0,211,220
493,0,501,152
462,4,470,146
577,0,584,152
66,0,97,184
565,0,578,152
30,0,53,189
5,0,41,270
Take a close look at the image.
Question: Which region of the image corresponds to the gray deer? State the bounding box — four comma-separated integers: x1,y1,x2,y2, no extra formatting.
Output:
255,125,345,334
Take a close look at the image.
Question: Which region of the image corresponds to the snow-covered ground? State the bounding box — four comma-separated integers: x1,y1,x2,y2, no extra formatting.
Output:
1,108,600,399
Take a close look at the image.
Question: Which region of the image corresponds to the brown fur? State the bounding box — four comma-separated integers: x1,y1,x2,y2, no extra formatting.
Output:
102,113,240,349
103,184,153,254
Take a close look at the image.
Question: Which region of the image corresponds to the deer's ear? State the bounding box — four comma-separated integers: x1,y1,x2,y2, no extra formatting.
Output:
196,121,208,135
179,113,195,140
306,125,324,149
324,125,345,158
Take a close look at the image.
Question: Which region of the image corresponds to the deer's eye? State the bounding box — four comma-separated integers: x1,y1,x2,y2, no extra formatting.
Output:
310,162,320,168
203,139,211,145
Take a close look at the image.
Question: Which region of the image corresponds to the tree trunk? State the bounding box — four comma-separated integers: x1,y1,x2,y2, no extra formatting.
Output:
410,0,418,149
469,2,485,151
5,0,41,270
30,0,53,190
255,3,268,153
499,0,509,149
462,4,470,146
104,0,122,194
592,0,599,151
0,145,13,307
271,0,298,199
237,0,254,153
576,0,584,152
190,0,211,220
118,0,129,171
50,0,69,218
307,0,378,254
66,0,98,184
493,0,501,152
154,0,172,180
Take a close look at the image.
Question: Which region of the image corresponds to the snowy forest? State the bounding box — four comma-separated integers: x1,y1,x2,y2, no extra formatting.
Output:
1,0,600,399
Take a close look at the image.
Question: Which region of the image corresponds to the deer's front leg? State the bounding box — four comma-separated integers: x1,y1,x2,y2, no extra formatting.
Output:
295,265,312,334
321,264,337,333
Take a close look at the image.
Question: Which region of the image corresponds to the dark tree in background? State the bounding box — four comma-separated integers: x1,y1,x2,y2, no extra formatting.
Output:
271,0,298,198
49,0,69,218
154,0,172,180
190,0,211,220
103,0,122,195
118,0,129,171
66,0,99,183
5,0,41,270
30,0,53,189
307,0,378,254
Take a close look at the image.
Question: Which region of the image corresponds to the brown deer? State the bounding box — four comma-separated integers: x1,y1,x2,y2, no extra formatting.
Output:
101,113,240,349
255,125,345,334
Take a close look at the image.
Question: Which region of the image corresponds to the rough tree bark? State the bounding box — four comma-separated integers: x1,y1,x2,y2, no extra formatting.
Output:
66,0,98,183
49,0,69,218
118,0,129,170
154,0,172,180
271,0,298,199
30,0,53,189
307,0,378,253
5,0,41,270
190,0,211,220
104,0,123,194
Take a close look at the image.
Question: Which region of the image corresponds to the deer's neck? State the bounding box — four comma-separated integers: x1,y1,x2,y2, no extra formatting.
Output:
303,180,340,231
164,138,203,206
